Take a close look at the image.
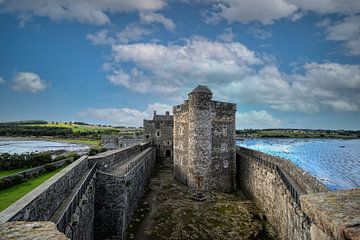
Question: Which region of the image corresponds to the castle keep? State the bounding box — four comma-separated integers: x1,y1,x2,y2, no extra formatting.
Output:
143,111,173,167
173,86,236,192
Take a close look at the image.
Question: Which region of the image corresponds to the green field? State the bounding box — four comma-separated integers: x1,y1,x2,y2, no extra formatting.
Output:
0,168,28,177
0,166,65,212
43,137,101,147
236,129,360,139
27,122,142,134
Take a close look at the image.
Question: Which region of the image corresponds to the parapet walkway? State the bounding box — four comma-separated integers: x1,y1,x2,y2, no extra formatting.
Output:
49,168,92,223
110,147,153,176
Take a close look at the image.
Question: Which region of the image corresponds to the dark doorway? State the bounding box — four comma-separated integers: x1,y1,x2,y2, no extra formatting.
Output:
165,149,172,157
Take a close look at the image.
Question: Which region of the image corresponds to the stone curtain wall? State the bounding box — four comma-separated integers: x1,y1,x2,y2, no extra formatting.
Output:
89,143,149,172
237,149,310,239
236,147,331,240
237,147,328,193
94,172,125,239
94,147,156,239
63,172,96,240
123,148,156,230
0,156,89,223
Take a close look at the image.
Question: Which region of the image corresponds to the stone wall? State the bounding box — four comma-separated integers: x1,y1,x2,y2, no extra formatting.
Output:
94,172,125,239
0,156,89,223
300,189,360,240
237,147,328,193
94,147,156,239
173,85,236,192
237,150,308,239
88,143,147,172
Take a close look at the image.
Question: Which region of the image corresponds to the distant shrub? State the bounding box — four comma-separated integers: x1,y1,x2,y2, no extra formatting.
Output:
0,173,26,190
44,164,57,172
0,152,52,170
88,147,107,156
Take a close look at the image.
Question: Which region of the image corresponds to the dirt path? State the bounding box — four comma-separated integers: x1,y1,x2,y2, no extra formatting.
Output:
125,168,276,240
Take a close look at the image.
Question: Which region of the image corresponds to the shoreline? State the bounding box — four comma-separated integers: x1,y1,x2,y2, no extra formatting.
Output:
0,136,98,147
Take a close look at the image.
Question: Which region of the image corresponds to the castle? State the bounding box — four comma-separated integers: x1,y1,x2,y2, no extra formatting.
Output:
1,86,358,240
143,110,173,168
144,85,236,192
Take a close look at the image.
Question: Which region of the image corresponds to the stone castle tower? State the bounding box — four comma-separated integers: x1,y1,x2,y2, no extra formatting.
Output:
173,85,236,192
143,111,174,167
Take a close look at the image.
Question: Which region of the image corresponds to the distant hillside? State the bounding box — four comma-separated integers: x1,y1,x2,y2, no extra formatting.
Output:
236,129,360,139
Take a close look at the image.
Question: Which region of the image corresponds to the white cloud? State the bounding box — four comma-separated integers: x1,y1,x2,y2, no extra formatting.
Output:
11,72,47,93
324,15,360,56
288,0,360,15
140,11,176,30
198,0,360,25
1,0,166,25
217,27,235,42
0,77,5,84
246,24,272,39
78,102,172,127
86,29,114,45
105,38,360,113
218,0,298,25
236,110,282,129
109,38,263,93
116,23,152,44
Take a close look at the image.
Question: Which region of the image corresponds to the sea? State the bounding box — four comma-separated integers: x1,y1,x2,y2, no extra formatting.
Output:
237,138,360,191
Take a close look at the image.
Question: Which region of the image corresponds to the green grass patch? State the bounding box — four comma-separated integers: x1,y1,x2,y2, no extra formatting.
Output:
49,137,101,147
0,166,65,212
0,168,28,177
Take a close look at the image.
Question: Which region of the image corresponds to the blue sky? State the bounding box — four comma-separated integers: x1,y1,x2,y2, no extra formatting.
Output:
0,0,359,129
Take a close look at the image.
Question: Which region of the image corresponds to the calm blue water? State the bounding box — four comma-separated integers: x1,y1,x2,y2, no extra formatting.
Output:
0,140,89,154
237,138,360,191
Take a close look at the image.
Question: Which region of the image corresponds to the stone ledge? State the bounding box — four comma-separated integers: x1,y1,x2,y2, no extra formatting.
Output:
0,221,68,240
300,189,360,240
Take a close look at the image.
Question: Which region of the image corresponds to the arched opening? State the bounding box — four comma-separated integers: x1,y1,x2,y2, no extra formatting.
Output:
165,149,172,157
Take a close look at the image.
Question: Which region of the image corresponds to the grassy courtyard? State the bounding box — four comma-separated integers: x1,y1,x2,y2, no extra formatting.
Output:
0,166,65,212
127,169,276,240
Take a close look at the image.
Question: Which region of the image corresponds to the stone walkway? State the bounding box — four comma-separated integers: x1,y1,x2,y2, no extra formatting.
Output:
125,168,277,240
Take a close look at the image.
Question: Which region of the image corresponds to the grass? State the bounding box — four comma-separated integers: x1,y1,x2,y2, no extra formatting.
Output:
0,166,65,212
0,168,28,177
49,137,100,147
26,123,142,134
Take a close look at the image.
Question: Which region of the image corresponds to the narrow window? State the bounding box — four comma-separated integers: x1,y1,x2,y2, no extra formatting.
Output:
156,131,160,137
165,149,171,157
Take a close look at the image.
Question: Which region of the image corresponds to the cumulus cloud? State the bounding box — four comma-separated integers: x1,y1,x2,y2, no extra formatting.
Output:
323,15,360,56
236,110,282,129
109,38,262,93
140,11,176,30
105,38,360,113
218,0,298,25
78,103,172,127
199,0,360,25
11,72,47,93
0,0,166,25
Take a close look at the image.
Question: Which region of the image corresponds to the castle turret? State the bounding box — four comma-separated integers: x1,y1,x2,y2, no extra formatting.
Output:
173,85,236,192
